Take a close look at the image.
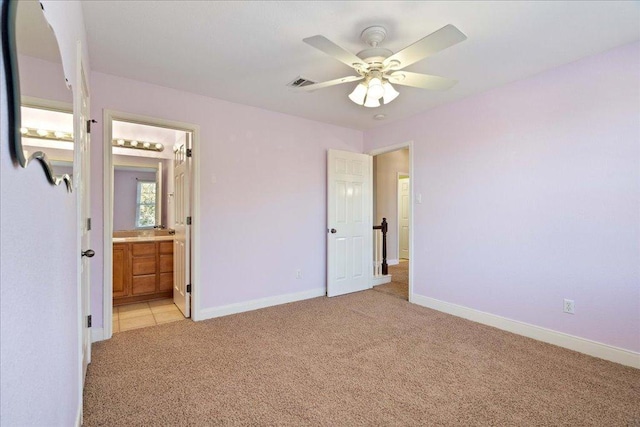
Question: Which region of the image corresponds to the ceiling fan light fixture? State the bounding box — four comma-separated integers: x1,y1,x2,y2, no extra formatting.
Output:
348,83,367,105
367,77,384,100
382,81,399,104
363,95,380,108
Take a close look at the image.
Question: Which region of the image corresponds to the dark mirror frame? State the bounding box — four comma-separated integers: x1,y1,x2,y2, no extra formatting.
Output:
1,0,72,191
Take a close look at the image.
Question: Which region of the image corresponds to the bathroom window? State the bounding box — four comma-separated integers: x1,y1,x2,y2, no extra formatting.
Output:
135,181,157,228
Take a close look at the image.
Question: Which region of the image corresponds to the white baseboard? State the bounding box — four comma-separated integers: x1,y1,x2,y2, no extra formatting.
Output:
412,295,640,369
75,402,82,427
198,287,326,321
387,259,399,266
91,327,105,343
372,274,392,286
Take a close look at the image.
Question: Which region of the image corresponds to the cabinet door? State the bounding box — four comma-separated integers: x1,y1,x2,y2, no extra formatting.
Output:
113,244,129,298
132,275,157,295
159,241,174,291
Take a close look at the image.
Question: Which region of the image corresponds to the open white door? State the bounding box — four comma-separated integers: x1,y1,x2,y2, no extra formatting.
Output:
75,55,91,383
173,134,191,317
399,176,410,260
156,161,162,227
327,149,372,297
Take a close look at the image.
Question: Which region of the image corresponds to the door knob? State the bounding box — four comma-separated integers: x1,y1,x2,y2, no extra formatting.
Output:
330,228,337,234
82,249,95,258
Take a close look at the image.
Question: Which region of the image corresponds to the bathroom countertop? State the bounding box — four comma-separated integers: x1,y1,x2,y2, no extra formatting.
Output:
112,235,175,243
113,229,176,243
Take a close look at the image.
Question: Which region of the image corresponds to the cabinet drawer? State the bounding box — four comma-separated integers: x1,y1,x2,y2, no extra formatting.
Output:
132,275,156,295
159,241,173,255
132,256,156,276
132,242,156,256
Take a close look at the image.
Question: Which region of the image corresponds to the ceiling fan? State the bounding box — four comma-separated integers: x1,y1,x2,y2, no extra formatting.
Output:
295,25,467,108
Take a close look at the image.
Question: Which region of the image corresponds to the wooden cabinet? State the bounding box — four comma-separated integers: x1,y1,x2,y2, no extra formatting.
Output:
113,240,174,306
113,243,129,299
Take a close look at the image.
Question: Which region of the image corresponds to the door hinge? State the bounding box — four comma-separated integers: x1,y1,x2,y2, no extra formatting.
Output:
186,148,192,158
186,216,192,225
87,315,92,328
86,119,97,133
186,284,192,293
87,217,91,231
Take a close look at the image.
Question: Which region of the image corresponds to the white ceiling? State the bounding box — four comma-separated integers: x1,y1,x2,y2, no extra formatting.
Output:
77,2,637,130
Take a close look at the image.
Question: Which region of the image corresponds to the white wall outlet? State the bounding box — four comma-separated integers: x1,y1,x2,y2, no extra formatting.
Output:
563,299,575,314
295,269,303,279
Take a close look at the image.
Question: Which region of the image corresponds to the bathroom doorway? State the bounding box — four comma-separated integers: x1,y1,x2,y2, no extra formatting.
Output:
103,111,200,337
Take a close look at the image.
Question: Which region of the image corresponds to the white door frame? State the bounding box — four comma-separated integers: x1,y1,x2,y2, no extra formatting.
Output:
397,172,409,261
370,141,414,302
102,109,201,340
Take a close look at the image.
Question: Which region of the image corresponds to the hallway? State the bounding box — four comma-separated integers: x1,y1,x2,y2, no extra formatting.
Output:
373,260,408,300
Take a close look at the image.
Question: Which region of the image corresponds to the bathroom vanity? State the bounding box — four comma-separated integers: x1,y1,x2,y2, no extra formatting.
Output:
113,231,174,306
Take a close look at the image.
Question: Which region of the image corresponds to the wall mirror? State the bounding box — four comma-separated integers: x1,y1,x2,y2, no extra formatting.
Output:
2,0,73,190
113,163,163,231
111,119,180,233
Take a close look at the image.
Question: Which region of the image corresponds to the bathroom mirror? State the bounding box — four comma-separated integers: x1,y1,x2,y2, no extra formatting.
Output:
113,163,164,231
2,0,73,190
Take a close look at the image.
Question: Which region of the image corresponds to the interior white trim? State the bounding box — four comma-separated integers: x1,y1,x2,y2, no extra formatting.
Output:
369,141,414,303
21,95,73,113
387,259,399,266
91,327,105,343
75,404,82,427
199,287,326,320
372,275,392,286
102,110,201,336
412,294,640,369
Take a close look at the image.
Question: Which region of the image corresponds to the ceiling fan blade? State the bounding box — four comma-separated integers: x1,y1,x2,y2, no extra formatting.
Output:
388,71,457,91
383,24,467,70
293,75,363,92
303,35,369,70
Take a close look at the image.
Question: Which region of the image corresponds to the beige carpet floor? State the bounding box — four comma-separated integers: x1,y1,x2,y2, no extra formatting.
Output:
84,290,640,426
373,260,409,300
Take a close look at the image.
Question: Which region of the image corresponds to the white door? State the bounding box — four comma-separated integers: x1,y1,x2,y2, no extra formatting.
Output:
156,161,163,227
398,177,410,260
74,56,91,383
173,134,191,317
327,149,372,297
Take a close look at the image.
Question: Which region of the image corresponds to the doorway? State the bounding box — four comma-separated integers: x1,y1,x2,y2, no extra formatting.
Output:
102,110,200,339
371,144,412,301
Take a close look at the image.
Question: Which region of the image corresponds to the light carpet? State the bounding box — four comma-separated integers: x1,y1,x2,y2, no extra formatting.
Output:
84,290,640,426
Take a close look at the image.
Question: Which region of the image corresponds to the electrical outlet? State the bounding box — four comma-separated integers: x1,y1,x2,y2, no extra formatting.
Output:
563,299,575,314
295,269,303,279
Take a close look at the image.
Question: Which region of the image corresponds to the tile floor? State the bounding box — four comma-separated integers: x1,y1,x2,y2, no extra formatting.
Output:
113,298,186,333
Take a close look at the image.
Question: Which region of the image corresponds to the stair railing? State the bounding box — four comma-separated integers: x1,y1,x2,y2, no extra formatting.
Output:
373,218,388,276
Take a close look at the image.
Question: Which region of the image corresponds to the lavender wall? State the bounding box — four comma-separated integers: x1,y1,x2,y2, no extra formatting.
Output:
0,2,88,424
89,73,363,327
374,149,409,262
364,42,640,353
113,169,156,230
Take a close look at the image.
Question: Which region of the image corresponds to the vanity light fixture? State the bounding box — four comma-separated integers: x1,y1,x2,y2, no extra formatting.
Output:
19,126,73,142
111,138,165,152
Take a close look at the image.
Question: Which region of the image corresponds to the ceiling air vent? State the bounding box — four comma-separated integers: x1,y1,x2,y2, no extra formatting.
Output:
287,76,316,88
